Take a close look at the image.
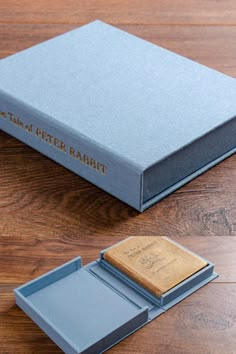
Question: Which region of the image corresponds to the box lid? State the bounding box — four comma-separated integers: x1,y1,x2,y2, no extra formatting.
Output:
0,20,235,172
14,256,148,354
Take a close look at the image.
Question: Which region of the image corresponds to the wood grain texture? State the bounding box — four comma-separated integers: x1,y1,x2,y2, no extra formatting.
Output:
0,0,236,353
1,0,236,24
0,134,235,237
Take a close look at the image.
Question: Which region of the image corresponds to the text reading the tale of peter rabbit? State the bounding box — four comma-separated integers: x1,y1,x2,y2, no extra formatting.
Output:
0,111,107,175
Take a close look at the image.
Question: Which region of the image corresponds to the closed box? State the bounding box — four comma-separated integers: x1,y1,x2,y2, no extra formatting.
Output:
0,20,235,211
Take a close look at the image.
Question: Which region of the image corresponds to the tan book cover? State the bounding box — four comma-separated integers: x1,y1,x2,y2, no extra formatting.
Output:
104,237,208,297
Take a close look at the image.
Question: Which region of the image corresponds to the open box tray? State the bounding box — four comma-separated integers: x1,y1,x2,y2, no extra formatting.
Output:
14,246,218,353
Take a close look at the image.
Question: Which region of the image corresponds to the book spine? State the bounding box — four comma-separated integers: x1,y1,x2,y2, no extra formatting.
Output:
0,89,142,210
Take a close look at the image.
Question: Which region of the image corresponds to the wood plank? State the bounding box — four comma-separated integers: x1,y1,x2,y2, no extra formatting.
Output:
0,133,235,236
0,0,236,25
0,24,236,77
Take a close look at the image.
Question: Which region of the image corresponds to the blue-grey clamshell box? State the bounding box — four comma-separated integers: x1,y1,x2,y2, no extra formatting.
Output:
0,20,235,211
14,238,218,353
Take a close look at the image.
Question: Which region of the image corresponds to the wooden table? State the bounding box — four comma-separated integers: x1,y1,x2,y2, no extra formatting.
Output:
0,1,235,353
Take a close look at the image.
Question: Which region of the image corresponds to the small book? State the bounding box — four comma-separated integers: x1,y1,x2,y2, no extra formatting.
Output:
104,236,208,297
1,20,235,211
15,237,218,354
